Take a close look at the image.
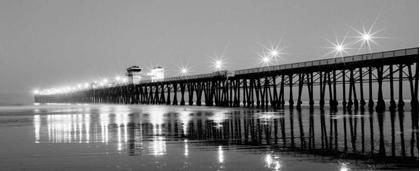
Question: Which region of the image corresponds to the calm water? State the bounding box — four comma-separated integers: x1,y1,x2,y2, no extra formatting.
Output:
0,104,418,171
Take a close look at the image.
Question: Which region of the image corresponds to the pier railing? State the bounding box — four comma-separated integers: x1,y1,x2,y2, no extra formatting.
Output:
235,47,418,75
140,70,232,84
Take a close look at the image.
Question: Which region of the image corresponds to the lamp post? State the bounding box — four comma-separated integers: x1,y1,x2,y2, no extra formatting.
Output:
362,34,371,53
335,45,344,58
215,60,222,71
181,68,188,76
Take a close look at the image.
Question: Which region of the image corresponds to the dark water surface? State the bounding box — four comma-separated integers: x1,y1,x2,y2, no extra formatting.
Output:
0,104,418,171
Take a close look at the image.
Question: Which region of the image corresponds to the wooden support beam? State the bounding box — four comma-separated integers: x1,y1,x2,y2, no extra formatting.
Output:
342,69,347,108
173,83,178,105
376,66,386,111
272,75,278,108
398,64,405,111
289,74,294,109
368,67,374,110
297,73,303,109
389,65,396,111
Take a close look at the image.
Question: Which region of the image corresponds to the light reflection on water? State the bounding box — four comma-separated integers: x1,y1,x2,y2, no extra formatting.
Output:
0,104,418,170
339,162,350,171
265,153,282,171
179,110,191,136
34,115,40,143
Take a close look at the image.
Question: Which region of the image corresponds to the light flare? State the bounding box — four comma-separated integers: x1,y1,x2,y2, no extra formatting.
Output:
33,89,40,94
349,20,385,54
176,61,192,76
348,5,387,54
207,50,228,72
263,56,270,62
256,39,287,67
322,27,354,59
215,60,222,70
270,50,279,57
363,34,371,41
336,45,344,52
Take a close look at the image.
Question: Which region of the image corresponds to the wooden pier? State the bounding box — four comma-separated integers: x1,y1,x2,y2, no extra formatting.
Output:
35,47,419,111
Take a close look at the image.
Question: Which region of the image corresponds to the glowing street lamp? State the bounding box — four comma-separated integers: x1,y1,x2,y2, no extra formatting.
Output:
216,61,221,67
179,67,190,78
122,77,128,83
259,55,272,67
322,25,355,59
363,34,371,41
323,36,351,59
258,41,286,66
334,44,347,58
349,18,385,54
256,50,275,67
359,33,374,53
215,60,222,71
177,61,191,77
263,56,270,63
181,68,188,76
207,51,227,72
336,45,343,52
270,50,279,57
115,76,121,81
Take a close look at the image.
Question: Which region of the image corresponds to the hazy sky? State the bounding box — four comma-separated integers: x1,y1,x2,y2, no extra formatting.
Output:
0,0,418,104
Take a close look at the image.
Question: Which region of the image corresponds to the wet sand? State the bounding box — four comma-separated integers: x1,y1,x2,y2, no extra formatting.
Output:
0,104,417,170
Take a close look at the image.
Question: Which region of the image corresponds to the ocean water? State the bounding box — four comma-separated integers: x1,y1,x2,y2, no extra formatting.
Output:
0,104,417,170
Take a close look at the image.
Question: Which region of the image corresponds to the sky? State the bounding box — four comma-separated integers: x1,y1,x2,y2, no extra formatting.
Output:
0,0,418,105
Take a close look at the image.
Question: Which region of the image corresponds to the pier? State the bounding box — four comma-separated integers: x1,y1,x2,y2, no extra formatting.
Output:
35,47,419,111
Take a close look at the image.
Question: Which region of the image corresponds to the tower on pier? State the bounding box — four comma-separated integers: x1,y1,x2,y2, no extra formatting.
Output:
126,66,142,84
150,66,164,82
